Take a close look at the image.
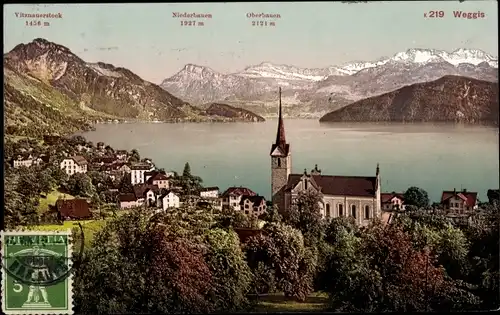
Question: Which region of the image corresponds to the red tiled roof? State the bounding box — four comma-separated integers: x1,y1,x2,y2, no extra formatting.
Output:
221,187,257,198
146,172,169,184
441,190,478,207
133,184,160,199
285,174,377,197
71,156,88,166
56,199,91,219
381,192,405,203
239,195,266,206
117,193,137,202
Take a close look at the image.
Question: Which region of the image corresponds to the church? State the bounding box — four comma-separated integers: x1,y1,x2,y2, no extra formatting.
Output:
270,88,382,226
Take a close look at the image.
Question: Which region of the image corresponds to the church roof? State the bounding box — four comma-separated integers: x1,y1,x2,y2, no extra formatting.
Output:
285,174,377,197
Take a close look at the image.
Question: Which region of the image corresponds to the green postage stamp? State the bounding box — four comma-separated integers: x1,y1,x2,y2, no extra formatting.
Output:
1,230,74,315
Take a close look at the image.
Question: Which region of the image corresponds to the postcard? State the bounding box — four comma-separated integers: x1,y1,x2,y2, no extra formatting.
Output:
3,2,499,314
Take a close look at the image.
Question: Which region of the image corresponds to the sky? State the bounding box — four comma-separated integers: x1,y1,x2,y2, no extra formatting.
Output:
3,1,498,84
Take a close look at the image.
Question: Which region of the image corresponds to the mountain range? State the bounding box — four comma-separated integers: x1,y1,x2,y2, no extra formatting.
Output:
3,38,264,138
160,48,498,118
319,75,499,125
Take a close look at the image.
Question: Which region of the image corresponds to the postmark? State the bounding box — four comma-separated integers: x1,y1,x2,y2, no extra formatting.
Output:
1,230,74,315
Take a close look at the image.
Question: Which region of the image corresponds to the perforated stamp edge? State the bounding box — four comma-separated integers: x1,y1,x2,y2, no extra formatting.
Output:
1,229,74,315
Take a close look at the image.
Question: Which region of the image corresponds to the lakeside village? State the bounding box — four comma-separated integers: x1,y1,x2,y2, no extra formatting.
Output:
5,89,499,231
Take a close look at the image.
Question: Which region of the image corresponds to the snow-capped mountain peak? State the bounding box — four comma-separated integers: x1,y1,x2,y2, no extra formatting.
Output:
391,48,444,64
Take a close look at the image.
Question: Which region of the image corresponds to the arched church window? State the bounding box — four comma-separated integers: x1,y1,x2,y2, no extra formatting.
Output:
364,205,370,219
277,158,281,167
304,179,308,190
326,204,331,218
338,204,343,216
351,205,357,218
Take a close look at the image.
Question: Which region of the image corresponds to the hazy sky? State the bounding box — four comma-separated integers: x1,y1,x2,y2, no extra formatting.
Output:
4,1,498,83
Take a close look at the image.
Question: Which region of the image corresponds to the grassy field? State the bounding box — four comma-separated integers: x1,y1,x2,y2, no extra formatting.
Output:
252,292,329,313
38,188,75,213
32,208,132,248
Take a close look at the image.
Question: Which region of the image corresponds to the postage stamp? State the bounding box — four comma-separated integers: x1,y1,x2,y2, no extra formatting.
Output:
1,230,74,315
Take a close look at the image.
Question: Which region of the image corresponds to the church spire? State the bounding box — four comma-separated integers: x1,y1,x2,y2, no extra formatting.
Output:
275,87,286,146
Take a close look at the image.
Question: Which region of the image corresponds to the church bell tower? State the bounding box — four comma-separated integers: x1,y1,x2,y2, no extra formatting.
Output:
270,87,291,206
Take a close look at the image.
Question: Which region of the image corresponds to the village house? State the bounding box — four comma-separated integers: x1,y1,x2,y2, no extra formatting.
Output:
133,184,160,207
145,171,170,189
118,163,132,173
440,189,479,214
157,190,181,210
200,187,220,198
115,150,128,160
380,192,406,211
100,162,131,178
11,154,48,168
60,156,88,175
56,199,92,221
76,144,92,153
92,156,118,166
270,88,381,226
240,195,267,217
221,187,257,211
117,193,140,209
130,163,155,185
164,171,176,178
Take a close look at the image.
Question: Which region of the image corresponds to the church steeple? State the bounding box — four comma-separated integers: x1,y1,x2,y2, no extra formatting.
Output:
275,87,287,147
270,87,291,206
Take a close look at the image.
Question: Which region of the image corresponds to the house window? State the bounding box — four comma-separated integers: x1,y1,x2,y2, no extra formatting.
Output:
364,205,370,219
338,204,343,216
245,204,250,209
351,205,357,218
277,158,281,167
326,204,331,218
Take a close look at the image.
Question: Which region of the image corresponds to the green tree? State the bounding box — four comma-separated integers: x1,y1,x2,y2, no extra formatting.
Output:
179,162,203,195
315,216,360,291
404,186,430,209
324,221,480,312
4,177,40,229
182,162,192,177
284,190,325,246
17,168,42,199
245,223,317,301
129,149,141,162
74,211,215,314
65,173,96,197
260,205,282,223
204,229,253,312
38,168,56,194
462,203,500,310
118,173,134,193
50,164,67,181
87,171,114,193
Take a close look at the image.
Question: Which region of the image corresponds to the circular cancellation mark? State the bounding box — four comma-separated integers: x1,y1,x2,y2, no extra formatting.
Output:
1,224,85,286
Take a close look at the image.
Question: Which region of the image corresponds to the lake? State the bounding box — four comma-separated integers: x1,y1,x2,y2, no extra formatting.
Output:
80,120,499,203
